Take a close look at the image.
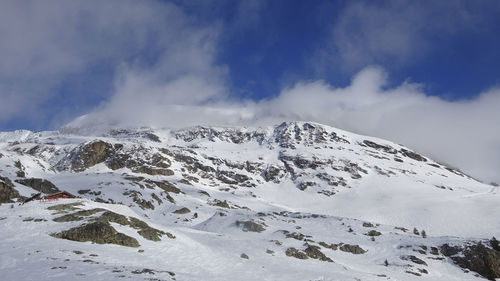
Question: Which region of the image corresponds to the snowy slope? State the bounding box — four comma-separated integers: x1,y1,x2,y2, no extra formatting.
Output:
0,121,499,280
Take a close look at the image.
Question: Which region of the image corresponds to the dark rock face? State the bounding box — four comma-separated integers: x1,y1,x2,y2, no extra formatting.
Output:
173,207,190,214
362,140,397,154
441,242,500,280
237,220,266,232
15,178,60,194
401,255,427,266
285,245,333,262
303,245,333,262
263,165,285,183
285,247,308,259
400,149,427,162
319,242,339,250
339,244,366,254
0,176,21,203
131,166,174,176
366,230,382,237
72,141,116,172
52,221,140,247
52,208,173,243
59,140,174,177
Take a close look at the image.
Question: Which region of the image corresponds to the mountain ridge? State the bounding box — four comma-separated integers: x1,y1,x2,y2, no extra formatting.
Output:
0,121,498,280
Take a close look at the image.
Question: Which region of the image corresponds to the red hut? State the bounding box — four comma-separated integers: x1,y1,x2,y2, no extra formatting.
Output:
41,191,76,200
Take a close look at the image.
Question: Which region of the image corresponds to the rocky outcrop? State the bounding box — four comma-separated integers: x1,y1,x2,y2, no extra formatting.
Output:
15,178,60,194
441,241,500,280
0,176,21,203
237,220,266,232
70,140,117,171
339,244,366,254
285,245,333,262
52,221,140,247
52,208,174,245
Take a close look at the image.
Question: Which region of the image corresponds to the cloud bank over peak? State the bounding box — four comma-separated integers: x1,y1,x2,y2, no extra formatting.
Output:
66,65,500,184
1,1,499,184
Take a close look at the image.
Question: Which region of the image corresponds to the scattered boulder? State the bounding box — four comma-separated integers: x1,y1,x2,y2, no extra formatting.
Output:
285,247,308,259
173,207,190,214
339,244,366,254
401,255,427,266
303,245,333,262
285,245,332,262
211,199,230,209
319,242,339,250
237,220,266,233
366,230,382,237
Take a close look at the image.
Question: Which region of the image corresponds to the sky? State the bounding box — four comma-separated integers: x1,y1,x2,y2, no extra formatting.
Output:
0,0,499,183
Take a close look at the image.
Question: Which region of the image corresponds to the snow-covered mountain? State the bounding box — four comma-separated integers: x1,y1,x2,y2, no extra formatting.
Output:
1,121,498,280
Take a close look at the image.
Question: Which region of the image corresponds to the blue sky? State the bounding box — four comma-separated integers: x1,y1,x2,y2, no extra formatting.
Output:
1,0,499,131
1,0,500,181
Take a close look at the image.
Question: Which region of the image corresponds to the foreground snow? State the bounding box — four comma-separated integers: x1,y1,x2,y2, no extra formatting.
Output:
0,122,498,280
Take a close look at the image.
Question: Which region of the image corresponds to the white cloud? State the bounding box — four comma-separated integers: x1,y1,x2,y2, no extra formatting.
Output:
2,1,499,184
0,0,222,126
313,0,483,72
70,65,500,184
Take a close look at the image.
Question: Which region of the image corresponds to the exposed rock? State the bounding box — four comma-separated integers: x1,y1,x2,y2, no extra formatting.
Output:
285,245,332,262
430,247,439,255
14,160,25,177
147,180,181,194
53,208,105,222
263,165,285,183
441,242,500,280
400,149,427,162
339,244,366,254
131,166,174,176
303,245,333,262
52,221,140,247
366,230,382,237
284,231,311,241
401,255,427,266
217,170,250,185
15,178,60,194
362,140,397,154
319,242,339,250
211,199,230,209
70,140,117,172
237,220,266,232
285,247,308,259
0,176,21,203
173,207,190,214
298,181,316,191
47,202,84,214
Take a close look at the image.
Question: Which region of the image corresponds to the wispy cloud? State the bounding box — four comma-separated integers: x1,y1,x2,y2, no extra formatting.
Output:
69,65,500,184
312,0,493,72
2,1,499,183
0,0,223,128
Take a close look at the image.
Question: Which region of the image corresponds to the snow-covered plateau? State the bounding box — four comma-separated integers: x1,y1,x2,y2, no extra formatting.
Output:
0,121,499,280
